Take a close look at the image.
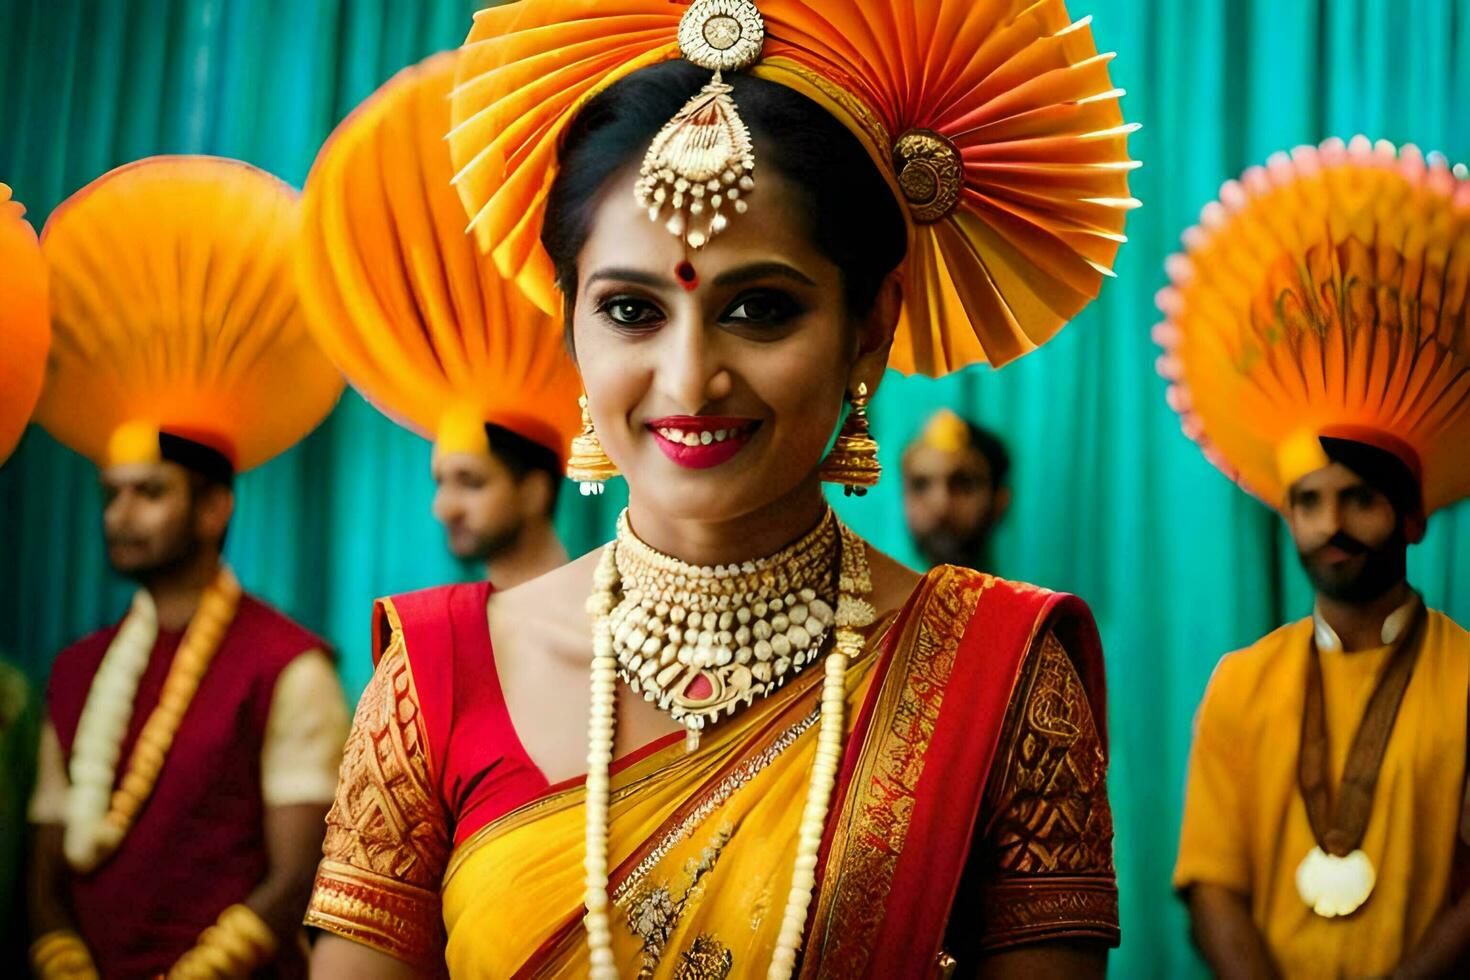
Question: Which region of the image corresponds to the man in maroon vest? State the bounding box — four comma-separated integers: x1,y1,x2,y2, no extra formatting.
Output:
24,156,348,979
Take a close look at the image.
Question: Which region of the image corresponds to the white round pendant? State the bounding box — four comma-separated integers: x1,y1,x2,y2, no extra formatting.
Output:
1295,846,1375,918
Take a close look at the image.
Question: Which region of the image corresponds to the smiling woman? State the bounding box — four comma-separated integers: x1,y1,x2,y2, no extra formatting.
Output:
306,1,1137,977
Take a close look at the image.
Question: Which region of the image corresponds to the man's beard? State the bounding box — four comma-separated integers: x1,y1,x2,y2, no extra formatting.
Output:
454,518,526,564
1298,528,1407,604
913,524,992,570
107,528,201,583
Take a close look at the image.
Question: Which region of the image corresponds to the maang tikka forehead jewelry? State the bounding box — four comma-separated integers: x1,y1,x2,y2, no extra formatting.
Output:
634,0,763,250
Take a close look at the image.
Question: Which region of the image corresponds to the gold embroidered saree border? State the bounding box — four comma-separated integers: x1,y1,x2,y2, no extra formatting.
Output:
803,567,990,978
612,709,820,905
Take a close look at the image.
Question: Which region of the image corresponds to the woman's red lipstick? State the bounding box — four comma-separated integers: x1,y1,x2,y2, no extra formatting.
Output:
647,416,760,469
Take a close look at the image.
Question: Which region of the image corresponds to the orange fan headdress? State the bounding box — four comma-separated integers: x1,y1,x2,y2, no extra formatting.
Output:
297,50,580,462
37,156,343,475
450,0,1138,375
0,183,49,465
1155,136,1470,521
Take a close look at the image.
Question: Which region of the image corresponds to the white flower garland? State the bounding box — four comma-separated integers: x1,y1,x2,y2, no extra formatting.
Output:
64,568,239,872
64,589,159,870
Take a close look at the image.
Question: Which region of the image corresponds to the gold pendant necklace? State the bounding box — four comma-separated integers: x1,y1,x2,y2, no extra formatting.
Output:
608,508,853,749
1295,596,1426,918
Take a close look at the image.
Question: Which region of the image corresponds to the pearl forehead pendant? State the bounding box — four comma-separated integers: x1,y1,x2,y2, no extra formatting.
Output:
634,0,764,250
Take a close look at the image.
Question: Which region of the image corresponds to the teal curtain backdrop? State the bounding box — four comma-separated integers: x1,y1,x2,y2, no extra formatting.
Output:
2,1,1468,975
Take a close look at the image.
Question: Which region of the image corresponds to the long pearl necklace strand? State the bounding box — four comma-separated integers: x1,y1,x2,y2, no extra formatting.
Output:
584,509,874,979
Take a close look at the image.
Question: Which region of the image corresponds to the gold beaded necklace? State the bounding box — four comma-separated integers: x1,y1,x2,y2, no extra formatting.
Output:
610,508,842,750
583,509,875,978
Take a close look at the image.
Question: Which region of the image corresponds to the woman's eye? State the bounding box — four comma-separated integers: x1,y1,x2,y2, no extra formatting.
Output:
723,290,801,325
600,297,664,327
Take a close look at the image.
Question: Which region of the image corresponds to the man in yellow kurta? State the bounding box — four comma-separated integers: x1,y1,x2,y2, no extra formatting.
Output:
1156,136,1470,978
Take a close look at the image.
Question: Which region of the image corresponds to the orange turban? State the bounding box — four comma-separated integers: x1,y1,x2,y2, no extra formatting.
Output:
0,184,48,465
37,156,343,473
297,50,580,461
1155,137,1470,517
449,0,1138,376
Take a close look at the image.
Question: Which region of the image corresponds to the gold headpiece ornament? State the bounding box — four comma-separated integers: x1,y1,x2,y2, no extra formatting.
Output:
297,51,580,463
38,156,343,472
0,184,48,465
1155,136,1470,516
450,0,1138,375
635,0,762,249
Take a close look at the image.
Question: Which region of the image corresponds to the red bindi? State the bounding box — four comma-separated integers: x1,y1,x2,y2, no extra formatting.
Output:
675,260,699,290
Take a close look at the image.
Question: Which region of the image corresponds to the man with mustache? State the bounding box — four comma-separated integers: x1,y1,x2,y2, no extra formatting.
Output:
25,157,350,979
901,409,1011,571
293,51,582,592
1161,139,1470,978
430,427,569,587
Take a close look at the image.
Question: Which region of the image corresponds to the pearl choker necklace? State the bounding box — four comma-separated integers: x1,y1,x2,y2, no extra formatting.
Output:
611,509,842,748
584,509,875,978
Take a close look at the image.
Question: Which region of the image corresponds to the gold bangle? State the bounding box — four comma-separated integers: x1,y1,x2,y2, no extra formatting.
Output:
166,904,279,979
29,930,100,980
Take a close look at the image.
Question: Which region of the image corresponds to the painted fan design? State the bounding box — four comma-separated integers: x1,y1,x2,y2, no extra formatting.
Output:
1155,137,1470,514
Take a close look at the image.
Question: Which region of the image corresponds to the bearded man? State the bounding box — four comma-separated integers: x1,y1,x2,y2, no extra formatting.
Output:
900,409,1011,571
25,156,349,979
1163,138,1470,978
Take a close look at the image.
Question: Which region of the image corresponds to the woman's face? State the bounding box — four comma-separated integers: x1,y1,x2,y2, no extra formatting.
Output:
570,160,894,527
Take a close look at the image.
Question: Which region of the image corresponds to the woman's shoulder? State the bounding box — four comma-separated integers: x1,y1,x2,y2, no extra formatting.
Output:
486,546,602,669
374,579,494,668
879,554,1090,628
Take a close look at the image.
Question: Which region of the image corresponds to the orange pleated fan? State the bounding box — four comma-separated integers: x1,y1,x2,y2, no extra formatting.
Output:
298,51,580,460
37,156,343,472
1155,136,1470,515
450,0,1138,376
0,183,49,464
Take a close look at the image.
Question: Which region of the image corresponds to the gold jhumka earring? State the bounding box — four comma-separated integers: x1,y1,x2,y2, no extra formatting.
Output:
820,382,881,495
566,395,618,495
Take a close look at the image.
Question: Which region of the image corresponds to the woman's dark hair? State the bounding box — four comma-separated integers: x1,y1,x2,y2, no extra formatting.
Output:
542,59,907,323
